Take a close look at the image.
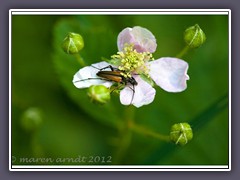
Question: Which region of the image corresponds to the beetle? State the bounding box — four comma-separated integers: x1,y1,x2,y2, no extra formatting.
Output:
74,65,138,105
96,65,138,87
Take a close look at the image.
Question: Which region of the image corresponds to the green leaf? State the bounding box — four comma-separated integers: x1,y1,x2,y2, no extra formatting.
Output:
139,74,155,87
143,93,228,164
52,17,123,128
106,58,122,66
11,15,114,163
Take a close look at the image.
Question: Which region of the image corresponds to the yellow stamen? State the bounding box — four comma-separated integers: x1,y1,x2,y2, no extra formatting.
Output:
111,44,154,77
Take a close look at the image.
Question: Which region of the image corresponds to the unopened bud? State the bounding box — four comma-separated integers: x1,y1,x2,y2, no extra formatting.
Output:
62,32,84,54
184,24,206,48
20,107,42,132
88,85,111,104
170,122,193,146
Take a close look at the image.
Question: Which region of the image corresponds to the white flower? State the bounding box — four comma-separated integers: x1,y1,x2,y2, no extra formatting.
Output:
117,26,157,53
73,26,189,108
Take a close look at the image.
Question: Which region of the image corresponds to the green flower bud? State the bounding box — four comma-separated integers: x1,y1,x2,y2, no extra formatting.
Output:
170,122,193,146
62,32,84,54
88,85,111,104
20,107,42,132
184,24,206,48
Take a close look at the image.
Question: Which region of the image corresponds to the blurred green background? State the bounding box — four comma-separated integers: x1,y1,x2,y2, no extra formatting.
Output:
11,14,229,166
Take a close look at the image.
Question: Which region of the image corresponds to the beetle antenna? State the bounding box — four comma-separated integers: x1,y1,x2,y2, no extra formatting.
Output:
90,65,101,70
91,65,118,71
73,77,110,83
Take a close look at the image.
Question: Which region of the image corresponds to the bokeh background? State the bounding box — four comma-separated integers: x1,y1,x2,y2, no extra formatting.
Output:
11,14,229,166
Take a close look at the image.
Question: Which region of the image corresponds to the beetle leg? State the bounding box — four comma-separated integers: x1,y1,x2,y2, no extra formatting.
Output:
127,84,135,105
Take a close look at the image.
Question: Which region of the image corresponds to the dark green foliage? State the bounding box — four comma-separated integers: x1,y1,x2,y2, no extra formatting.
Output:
11,14,229,165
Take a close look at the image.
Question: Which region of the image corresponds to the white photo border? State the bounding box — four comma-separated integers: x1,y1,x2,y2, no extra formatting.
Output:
9,9,231,171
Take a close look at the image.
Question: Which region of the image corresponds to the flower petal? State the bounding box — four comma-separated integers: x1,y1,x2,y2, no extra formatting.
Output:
120,76,156,108
117,26,157,53
117,27,133,52
148,57,189,92
73,61,113,88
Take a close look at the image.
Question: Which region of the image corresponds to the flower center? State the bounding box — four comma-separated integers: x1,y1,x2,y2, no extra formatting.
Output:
111,44,153,78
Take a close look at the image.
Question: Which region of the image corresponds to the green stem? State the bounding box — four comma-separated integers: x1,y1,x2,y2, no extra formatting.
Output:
130,123,170,142
124,105,135,124
113,105,135,164
176,45,190,58
74,53,86,67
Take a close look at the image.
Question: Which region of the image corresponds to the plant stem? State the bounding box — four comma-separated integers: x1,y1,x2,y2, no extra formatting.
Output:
176,45,190,58
129,123,170,142
74,53,86,67
113,105,135,164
